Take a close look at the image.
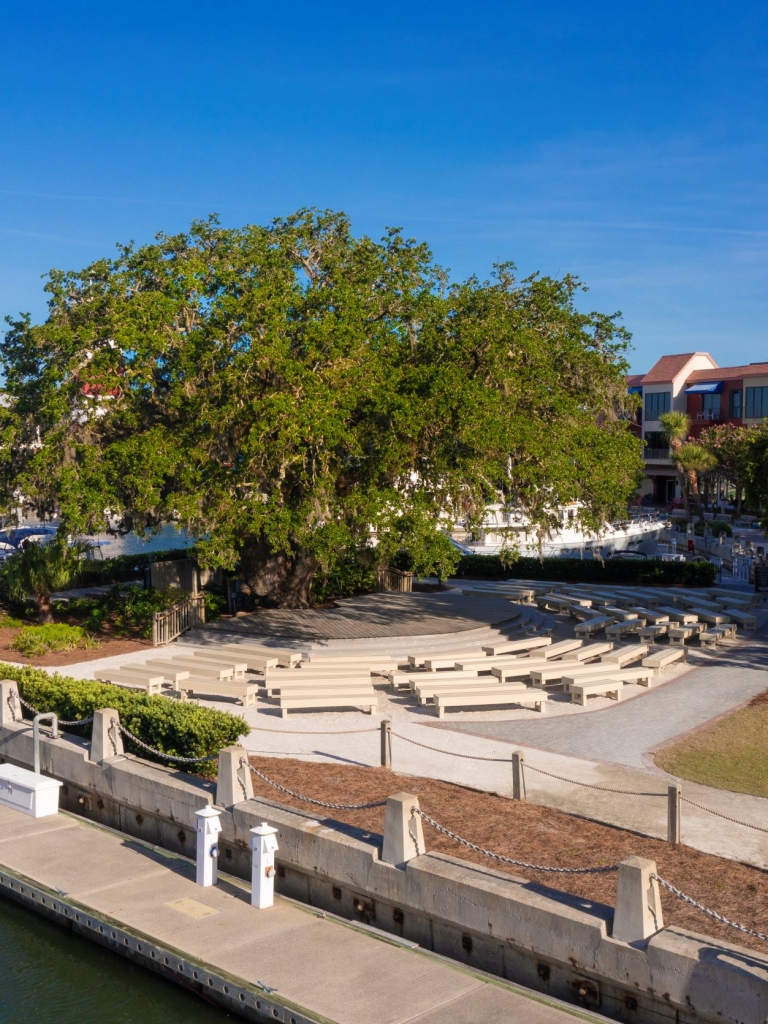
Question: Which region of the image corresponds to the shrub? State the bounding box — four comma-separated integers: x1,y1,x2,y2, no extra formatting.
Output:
202,589,226,621
451,555,718,586
0,663,248,773
694,520,732,538
0,614,25,628
9,624,99,657
312,557,378,604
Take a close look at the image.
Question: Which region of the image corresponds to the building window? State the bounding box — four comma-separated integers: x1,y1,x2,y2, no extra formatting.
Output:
701,393,721,418
644,391,671,420
729,389,742,418
745,386,768,419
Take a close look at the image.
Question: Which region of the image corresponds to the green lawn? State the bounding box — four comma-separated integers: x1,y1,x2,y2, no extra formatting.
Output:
655,692,768,798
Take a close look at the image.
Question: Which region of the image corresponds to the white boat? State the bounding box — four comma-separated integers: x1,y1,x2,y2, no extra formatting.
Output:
451,503,671,559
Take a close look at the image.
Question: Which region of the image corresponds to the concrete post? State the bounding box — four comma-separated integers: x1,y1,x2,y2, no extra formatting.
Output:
667,783,682,845
215,745,254,807
250,822,279,909
0,680,21,729
613,856,664,943
195,806,223,887
512,750,525,801
380,720,392,768
381,792,424,867
90,709,124,764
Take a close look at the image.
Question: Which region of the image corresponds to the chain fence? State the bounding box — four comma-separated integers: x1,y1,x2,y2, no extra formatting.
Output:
8,689,95,727
681,796,768,834
412,807,619,875
111,719,218,764
242,759,387,811
652,873,768,944
390,730,509,762
523,762,666,797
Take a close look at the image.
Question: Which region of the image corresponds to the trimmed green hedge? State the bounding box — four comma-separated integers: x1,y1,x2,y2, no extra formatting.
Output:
0,663,248,774
451,556,718,586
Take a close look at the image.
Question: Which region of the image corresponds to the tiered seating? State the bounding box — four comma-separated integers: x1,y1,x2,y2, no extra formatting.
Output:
642,647,687,673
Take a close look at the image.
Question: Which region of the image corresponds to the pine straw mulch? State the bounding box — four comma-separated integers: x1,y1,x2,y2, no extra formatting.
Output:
0,626,150,667
247,754,768,954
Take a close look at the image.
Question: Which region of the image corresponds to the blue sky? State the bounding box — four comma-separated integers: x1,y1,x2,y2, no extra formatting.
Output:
1,1,766,372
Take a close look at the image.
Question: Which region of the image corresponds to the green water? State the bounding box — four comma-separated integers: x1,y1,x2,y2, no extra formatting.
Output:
0,897,235,1023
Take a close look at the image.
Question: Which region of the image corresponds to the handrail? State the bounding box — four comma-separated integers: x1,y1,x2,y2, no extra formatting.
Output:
152,592,206,646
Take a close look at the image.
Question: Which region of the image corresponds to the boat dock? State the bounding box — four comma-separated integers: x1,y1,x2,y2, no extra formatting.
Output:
0,804,606,1024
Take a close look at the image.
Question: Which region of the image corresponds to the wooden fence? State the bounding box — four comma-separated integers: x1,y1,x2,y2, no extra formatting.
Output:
152,593,206,646
376,567,414,593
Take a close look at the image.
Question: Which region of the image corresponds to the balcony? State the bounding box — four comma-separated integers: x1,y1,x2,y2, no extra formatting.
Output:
695,409,723,422
643,447,671,461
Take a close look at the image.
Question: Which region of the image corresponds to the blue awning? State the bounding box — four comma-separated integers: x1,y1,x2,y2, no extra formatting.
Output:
685,381,723,394
627,386,643,394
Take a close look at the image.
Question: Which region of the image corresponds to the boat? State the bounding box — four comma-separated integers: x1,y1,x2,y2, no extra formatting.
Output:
450,503,671,559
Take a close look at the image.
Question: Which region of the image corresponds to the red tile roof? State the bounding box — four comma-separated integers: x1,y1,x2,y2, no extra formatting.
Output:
626,373,644,388
642,353,713,383
687,362,768,382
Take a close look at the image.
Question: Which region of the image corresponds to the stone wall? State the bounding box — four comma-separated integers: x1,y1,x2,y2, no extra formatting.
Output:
1,716,766,1024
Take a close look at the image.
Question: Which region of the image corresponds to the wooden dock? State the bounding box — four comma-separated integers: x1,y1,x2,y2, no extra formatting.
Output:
0,804,607,1023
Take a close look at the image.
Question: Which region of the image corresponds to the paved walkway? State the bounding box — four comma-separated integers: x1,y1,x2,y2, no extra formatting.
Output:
0,805,605,1024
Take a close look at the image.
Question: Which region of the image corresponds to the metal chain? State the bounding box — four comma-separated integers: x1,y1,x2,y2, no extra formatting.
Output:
391,731,509,762
681,796,768,834
112,720,217,764
413,808,619,875
523,762,666,797
243,760,387,810
6,690,18,722
250,724,380,735
652,874,768,943
10,689,94,727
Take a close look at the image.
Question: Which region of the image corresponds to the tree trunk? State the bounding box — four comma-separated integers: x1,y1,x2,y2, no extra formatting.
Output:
240,536,318,609
687,469,705,521
37,594,54,624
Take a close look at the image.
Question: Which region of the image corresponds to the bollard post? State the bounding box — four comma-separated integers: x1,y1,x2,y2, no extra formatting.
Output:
0,681,21,729
613,857,664,943
215,745,254,807
381,793,424,867
90,709,124,764
250,822,279,909
667,783,681,845
512,750,525,801
380,719,392,768
195,806,223,887
33,713,58,775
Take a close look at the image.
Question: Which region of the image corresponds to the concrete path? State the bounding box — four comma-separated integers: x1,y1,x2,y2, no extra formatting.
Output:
0,805,606,1024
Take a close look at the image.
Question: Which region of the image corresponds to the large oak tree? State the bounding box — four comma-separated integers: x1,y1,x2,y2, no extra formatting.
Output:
0,210,643,606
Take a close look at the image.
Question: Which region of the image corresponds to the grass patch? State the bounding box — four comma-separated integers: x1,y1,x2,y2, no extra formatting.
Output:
8,624,100,657
0,614,26,628
655,691,768,798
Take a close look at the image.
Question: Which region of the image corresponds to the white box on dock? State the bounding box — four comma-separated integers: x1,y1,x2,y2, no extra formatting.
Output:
0,764,63,818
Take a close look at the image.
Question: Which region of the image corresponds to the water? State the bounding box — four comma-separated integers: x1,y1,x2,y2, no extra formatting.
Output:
84,524,196,559
0,897,234,1023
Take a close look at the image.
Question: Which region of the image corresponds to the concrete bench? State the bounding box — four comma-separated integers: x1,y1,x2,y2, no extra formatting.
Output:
277,693,378,716
630,608,669,625
598,606,639,621
221,644,304,668
699,630,721,648
574,616,615,637
414,675,506,704
560,642,613,662
535,638,584,659
95,670,165,695
433,687,548,717
147,658,235,681
668,624,704,645
721,609,756,630
407,649,485,669
264,665,373,682
175,680,260,707
642,647,687,673
570,680,624,704
536,593,575,613
189,653,249,677
491,657,555,681
710,623,737,641
263,678,374,697
688,608,730,625
599,644,649,668
550,664,654,689
122,663,191,684
481,636,552,657
605,620,646,641
656,607,699,624
639,624,669,642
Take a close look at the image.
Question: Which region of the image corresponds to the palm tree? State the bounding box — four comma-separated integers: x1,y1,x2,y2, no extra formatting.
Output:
2,536,89,623
677,443,717,522
658,411,697,521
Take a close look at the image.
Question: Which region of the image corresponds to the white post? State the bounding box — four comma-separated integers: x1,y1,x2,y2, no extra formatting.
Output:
250,821,279,909
613,856,664,943
195,806,223,887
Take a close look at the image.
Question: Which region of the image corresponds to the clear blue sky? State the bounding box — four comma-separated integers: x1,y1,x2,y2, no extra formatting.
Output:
2,1,766,372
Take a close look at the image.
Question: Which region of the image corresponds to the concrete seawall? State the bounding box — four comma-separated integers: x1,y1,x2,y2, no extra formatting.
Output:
1,716,767,1024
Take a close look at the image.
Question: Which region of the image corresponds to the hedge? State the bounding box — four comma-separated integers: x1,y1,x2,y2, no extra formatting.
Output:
451,555,718,586
0,663,248,774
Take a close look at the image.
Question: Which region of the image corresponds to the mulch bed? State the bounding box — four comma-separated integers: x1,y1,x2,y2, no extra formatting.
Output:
0,626,150,667
247,754,768,953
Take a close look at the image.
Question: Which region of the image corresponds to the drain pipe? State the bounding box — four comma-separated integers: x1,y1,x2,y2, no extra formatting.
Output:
33,713,58,775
